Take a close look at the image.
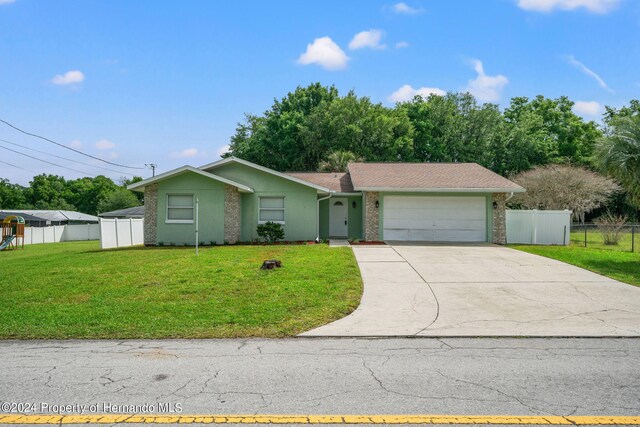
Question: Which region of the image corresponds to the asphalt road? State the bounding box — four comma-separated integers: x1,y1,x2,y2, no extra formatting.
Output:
1,338,639,425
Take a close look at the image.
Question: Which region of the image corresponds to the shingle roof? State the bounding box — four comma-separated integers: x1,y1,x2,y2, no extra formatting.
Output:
286,172,355,193
0,210,99,222
347,162,524,192
98,206,145,218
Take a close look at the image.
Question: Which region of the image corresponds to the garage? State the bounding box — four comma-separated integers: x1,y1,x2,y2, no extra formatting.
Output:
382,195,487,242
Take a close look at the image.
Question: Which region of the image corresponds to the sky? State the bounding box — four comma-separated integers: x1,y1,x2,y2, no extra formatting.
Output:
0,0,639,185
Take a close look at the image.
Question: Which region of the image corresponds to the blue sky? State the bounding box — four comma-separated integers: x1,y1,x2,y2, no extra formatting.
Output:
1,0,639,185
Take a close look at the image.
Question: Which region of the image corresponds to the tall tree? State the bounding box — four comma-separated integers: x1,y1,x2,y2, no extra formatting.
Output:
0,179,27,209
228,83,339,170
504,95,601,165
597,113,640,207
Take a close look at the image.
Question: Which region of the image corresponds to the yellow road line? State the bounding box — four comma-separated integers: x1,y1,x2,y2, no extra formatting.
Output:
0,414,639,425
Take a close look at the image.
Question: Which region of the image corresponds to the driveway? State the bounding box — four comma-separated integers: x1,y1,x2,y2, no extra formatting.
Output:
301,244,640,337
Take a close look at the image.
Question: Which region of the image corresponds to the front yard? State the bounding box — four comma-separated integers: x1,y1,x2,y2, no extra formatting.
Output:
0,241,363,339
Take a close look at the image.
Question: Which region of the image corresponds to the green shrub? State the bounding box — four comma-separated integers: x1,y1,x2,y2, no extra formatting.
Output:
256,221,285,243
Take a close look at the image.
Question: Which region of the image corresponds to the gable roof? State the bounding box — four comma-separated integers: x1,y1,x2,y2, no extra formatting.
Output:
127,165,254,193
286,172,355,193
347,162,524,193
199,157,332,193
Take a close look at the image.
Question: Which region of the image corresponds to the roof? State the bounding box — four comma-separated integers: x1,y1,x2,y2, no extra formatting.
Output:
128,165,254,193
0,211,44,222
347,162,525,193
286,172,355,193
199,157,332,194
0,210,99,222
98,206,145,218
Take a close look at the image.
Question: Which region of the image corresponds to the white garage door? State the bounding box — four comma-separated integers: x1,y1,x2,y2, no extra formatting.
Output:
383,196,487,242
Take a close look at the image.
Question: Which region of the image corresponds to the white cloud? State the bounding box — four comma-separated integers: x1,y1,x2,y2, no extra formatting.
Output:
566,55,613,93
349,29,386,50
395,41,409,49
573,100,604,117
68,140,83,149
393,2,423,14
217,145,230,157
517,0,619,13
95,139,115,150
0,0,16,4
465,59,509,102
388,84,446,103
170,148,199,158
297,37,349,71
51,70,85,85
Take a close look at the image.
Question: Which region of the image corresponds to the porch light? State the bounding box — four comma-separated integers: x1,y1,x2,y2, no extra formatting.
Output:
352,201,357,209
493,201,498,209
375,200,379,209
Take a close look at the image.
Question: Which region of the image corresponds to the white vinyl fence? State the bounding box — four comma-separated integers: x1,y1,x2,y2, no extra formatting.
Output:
23,224,100,245
506,210,571,245
99,218,144,249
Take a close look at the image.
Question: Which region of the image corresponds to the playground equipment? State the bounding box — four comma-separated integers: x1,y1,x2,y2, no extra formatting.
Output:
1,215,24,250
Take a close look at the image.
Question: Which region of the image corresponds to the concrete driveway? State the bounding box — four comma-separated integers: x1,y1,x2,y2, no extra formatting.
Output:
301,244,640,337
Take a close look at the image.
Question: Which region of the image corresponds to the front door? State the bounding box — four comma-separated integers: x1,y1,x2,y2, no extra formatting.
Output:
329,198,348,237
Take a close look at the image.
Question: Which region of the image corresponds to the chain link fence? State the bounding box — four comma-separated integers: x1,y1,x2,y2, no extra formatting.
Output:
571,223,638,253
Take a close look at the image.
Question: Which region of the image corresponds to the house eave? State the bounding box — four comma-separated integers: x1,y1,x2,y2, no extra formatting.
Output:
199,157,333,194
127,166,254,193
354,187,526,193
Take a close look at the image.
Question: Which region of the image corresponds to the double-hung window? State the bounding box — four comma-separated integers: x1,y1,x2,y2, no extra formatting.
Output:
259,197,285,224
166,194,194,223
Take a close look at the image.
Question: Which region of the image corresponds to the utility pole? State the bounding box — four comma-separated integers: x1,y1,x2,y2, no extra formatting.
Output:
145,163,157,177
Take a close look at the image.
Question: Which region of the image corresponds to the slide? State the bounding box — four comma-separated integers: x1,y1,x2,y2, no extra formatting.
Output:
0,234,15,251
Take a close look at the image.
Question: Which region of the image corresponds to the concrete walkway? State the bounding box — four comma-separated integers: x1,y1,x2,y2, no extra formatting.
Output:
301,244,640,337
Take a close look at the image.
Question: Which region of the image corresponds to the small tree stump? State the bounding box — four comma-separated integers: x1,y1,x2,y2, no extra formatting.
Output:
260,259,282,270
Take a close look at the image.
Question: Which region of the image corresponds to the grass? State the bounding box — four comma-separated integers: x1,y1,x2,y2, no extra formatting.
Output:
509,231,640,286
569,228,637,252
0,241,363,339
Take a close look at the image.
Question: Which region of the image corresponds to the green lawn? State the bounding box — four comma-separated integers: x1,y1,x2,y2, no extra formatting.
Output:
0,241,363,339
569,228,637,252
511,244,640,287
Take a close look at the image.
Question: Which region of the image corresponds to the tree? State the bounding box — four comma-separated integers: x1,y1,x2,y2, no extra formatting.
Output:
66,176,118,215
96,187,141,213
509,165,619,222
504,95,601,165
317,151,360,172
228,83,339,171
0,179,27,209
119,176,144,203
596,114,640,207
302,91,414,165
24,174,75,210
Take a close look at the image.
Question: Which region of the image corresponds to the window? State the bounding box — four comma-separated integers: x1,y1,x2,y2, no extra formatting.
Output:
167,194,194,223
259,197,285,224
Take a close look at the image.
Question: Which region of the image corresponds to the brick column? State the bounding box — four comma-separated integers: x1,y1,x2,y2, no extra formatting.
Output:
364,191,380,241
224,185,241,244
143,183,158,246
492,193,507,245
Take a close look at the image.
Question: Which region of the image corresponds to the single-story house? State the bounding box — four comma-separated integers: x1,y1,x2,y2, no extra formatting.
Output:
128,157,524,246
98,206,145,219
0,210,99,227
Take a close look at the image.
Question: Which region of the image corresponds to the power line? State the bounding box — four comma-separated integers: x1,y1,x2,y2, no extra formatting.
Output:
0,138,135,177
0,118,147,170
0,159,35,173
0,144,96,177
